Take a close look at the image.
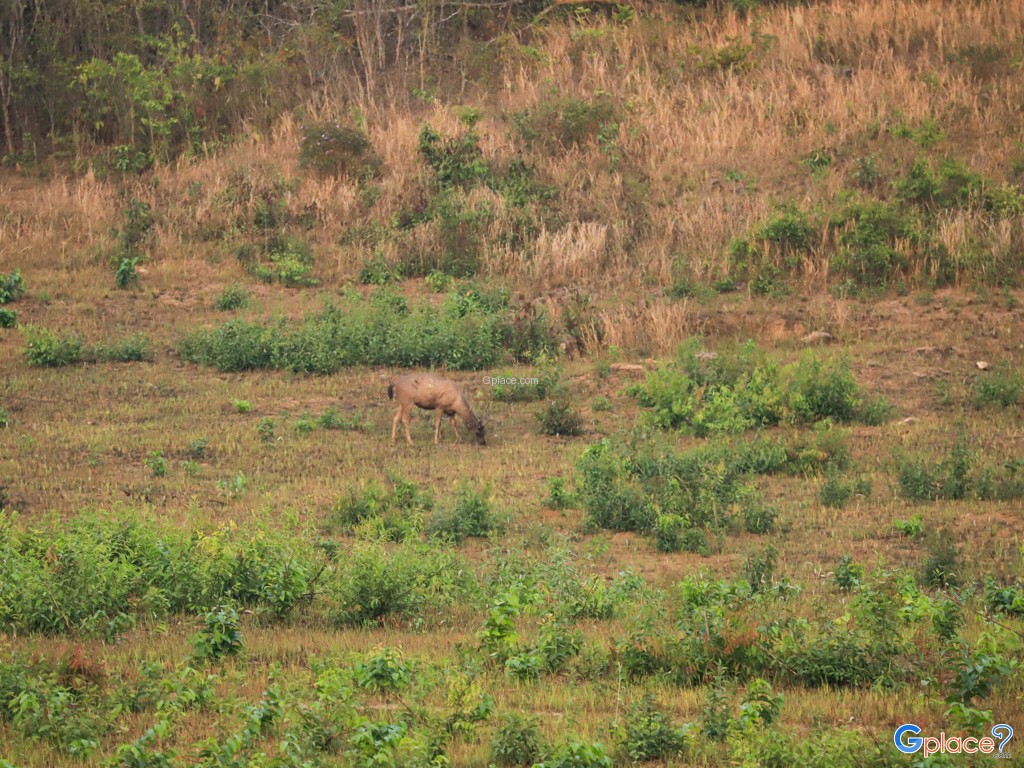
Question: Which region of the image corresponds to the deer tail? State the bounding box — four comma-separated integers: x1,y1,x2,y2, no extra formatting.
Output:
387,383,394,400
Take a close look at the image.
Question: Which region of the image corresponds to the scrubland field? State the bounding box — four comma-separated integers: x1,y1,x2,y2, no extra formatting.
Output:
1,0,1023,765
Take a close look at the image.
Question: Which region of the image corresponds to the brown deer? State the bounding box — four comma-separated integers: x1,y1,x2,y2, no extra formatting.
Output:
388,373,486,446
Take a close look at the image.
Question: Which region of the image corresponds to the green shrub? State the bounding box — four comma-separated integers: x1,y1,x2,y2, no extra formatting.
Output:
653,514,689,553
512,94,619,152
215,284,250,311
181,290,531,373
973,365,1023,408
922,528,960,588
240,235,317,286
490,713,545,767
256,417,275,444
331,479,430,541
628,339,786,433
145,451,167,478
418,124,490,189
544,477,575,510
191,604,243,661
428,485,499,544
829,199,921,287
353,647,413,694
615,697,693,762
833,555,864,590
114,256,140,288
537,399,584,437
0,513,320,635
328,541,473,627
819,472,855,508
728,208,816,290
317,408,367,431
0,309,17,327
232,399,252,414
789,353,861,422
299,122,381,179
359,253,402,285
896,440,972,502
894,514,924,538
92,333,151,362
0,269,26,304
21,326,84,367
534,740,612,768
294,413,316,434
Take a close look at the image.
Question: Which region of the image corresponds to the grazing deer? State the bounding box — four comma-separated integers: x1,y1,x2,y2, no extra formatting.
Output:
388,373,486,446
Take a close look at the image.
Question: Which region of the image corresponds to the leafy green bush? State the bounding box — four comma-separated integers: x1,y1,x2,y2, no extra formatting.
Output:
490,713,545,767
114,256,140,288
537,399,584,437
0,309,17,327
181,289,545,373
728,208,816,292
215,284,250,311
0,269,26,304
0,513,321,636
833,555,864,590
973,364,1023,408
544,477,576,509
359,252,402,285
428,485,499,544
788,353,861,422
627,339,785,433
317,407,367,431
829,199,922,287
21,326,84,367
614,697,693,762
353,647,413,694
191,604,243,661
328,541,473,627
922,528,961,588
92,333,151,362
511,94,619,152
533,740,612,768
239,235,317,286
418,124,490,189
331,478,432,540
299,122,381,179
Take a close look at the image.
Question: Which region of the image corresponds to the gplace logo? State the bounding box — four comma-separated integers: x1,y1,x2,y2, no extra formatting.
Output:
894,723,1013,758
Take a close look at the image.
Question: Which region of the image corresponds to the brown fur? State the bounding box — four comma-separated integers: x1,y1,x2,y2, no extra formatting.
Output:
388,373,486,446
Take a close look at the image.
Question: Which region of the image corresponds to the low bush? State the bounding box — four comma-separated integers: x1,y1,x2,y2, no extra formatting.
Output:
491,713,545,767
299,122,381,179
328,540,474,627
181,289,556,373
215,284,250,311
237,235,317,287
21,326,84,367
537,399,584,437
428,485,499,544
614,697,693,762
973,364,1023,408
0,513,322,636
92,333,151,362
0,269,26,304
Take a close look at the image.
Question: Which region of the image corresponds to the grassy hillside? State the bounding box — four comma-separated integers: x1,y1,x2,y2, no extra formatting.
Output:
1,0,1023,766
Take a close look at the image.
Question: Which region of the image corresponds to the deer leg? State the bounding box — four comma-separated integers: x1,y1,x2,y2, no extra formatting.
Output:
402,405,414,445
449,414,461,443
434,409,442,444
391,406,401,444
